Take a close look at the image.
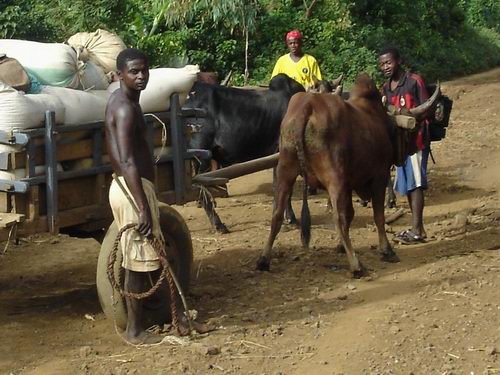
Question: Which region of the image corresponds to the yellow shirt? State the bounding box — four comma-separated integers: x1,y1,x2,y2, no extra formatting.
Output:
271,53,322,88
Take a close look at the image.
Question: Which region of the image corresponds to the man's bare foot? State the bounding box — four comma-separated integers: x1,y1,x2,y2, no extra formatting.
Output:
176,316,217,336
123,330,163,345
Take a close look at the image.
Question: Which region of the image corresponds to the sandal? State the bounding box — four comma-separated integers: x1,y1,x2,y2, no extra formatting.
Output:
393,230,425,245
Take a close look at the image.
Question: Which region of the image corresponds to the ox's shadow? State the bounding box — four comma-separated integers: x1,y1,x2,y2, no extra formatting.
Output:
233,181,274,197
189,225,500,329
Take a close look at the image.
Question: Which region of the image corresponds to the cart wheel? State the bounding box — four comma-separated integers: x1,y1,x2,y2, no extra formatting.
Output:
96,203,193,331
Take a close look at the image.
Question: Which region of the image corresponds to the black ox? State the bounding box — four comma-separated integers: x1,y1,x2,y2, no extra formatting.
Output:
184,74,305,232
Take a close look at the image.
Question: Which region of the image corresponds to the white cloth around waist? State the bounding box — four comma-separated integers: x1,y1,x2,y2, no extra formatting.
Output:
109,176,163,272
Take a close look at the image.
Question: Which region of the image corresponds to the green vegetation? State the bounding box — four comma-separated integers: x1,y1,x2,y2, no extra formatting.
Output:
1,0,499,84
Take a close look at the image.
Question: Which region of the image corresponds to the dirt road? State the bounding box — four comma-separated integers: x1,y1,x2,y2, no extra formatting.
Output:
1,69,499,375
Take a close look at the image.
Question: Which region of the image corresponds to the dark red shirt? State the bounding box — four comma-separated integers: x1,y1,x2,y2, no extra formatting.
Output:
382,71,429,149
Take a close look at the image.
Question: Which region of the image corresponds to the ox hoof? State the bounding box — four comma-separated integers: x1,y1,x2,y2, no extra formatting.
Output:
256,256,271,271
215,224,230,234
386,200,397,209
357,199,369,207
308,187,318,195
284,217,299,226
351,264,367,279
381,251,400,263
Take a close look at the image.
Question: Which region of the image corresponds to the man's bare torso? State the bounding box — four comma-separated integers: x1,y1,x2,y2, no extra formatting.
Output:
105,90,154,182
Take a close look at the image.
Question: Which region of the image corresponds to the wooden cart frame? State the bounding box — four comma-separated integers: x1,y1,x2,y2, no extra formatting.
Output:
0,93,225,238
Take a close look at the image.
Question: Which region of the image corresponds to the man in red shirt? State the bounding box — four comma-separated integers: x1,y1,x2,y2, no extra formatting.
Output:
379,47,430,244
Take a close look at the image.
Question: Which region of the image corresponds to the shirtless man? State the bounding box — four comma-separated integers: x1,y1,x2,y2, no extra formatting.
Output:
105,48,211,344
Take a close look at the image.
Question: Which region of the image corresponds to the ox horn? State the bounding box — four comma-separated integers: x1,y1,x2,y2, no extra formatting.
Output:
331,73,344,88
409,82,440,118
221,70,233,86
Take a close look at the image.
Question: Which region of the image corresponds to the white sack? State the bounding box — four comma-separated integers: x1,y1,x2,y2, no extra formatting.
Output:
0,83,65,131
107,65,200,113
41,86,110,125
79,61,109,90
0,39,109,89
67,29,127,73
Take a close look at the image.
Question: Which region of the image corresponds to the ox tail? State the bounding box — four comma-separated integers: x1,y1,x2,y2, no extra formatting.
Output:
294,116,311,249
301,177,311,248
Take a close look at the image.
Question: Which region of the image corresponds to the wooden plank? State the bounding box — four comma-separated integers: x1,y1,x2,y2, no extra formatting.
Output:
57,176,103,211
0,193,10,213
11,139,93,169
11,204,111,236
156,162,175,193
12,193,27,217
0,213,25,228
10,127,169,169
27,185,40,221
95,174,106,206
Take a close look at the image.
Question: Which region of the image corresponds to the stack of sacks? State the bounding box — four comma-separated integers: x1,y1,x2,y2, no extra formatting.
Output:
0,30,126,131
107,65,200,113
0,30,127,179
1,32,199,132
0,39,109,90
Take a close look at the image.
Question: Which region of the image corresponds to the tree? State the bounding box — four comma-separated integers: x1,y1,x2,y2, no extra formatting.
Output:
149,0,260,84
303,0,317,19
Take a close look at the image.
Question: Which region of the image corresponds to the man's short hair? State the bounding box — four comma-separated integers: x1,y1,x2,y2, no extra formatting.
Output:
379,46,400,60
116,48,149,71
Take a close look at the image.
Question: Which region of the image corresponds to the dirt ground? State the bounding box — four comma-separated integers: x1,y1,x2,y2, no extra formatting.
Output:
1,69,499,375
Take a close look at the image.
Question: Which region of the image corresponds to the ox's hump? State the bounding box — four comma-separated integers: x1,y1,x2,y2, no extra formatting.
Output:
269,74,305,94
350,73,380,101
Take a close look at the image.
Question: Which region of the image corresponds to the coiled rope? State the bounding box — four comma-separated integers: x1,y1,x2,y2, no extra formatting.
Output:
107,223,180,332
108,174,193,335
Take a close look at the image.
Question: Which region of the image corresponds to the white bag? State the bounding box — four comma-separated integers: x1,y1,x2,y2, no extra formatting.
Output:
41,86,110,125
107,65,200,113
0,83,65,131
67,29,126,73
79,61,109,90
0,39,109,90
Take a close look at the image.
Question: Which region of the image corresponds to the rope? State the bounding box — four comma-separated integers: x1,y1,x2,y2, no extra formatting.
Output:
144,113,167,165
1,222,17,256
108,174,194,335
197,183,217,210
107,223,180,333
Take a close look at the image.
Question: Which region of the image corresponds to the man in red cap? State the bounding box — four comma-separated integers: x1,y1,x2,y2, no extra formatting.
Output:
271,29,322,89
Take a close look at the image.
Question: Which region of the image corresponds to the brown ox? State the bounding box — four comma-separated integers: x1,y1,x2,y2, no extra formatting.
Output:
256,73,439,276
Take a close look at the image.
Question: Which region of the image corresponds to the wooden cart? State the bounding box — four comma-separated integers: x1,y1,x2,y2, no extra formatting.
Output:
0,94,226,238
0,93,227,329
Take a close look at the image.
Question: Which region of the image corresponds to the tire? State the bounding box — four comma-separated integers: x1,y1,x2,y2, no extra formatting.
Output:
96,203,193,330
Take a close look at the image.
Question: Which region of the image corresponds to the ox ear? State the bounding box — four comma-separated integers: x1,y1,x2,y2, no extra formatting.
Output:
312,74,320,86
311,74,321,91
